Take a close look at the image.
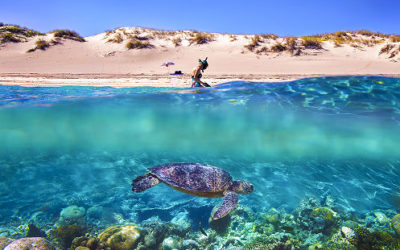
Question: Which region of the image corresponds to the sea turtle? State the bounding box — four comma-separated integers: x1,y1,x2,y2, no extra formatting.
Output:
131,162,254,220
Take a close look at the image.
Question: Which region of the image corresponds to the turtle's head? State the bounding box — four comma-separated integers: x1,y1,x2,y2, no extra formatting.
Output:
230,180,254,194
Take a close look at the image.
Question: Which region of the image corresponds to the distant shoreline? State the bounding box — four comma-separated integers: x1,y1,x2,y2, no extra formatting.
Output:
1,73,399,88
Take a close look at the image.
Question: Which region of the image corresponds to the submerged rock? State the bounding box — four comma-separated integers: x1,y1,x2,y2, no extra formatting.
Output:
98,224,140,250
3,237,55,250
51,224,85,249
0,237,13,249
26,224,46,238
71,236,103,250
170,211,191,234
57,205,86,226
144,234,156,248
182,239,200,249
341,226,355,239
161,236,181,250
75,247,90,250
392,214,400,236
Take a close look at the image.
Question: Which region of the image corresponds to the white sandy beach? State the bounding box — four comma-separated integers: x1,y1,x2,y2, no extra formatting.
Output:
0,27,399,87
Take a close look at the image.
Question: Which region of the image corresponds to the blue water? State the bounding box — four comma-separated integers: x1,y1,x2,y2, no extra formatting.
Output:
1,76,400,231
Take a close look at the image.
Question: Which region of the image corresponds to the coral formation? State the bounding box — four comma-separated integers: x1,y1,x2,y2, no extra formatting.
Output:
311,207,337,222
3,237,55,250
98,224,140,250
0,237,13,249
392,214,400,236
71,236,104,250
51,225,85,249
161,236,181,250
57,205,86,227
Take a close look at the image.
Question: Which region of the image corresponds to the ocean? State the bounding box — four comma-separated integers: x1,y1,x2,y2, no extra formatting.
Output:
1,76,400,249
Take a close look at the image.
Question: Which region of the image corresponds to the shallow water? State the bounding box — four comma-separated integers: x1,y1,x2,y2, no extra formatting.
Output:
1,76,400,238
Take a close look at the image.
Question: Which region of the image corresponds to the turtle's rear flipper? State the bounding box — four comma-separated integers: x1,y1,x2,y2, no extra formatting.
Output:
132,173,160,192
212,191,238,220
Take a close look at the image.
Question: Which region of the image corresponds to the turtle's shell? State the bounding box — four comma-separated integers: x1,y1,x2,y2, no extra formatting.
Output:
148,163,232,196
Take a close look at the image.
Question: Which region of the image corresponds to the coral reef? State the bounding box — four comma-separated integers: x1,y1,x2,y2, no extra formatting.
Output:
3,195,400,250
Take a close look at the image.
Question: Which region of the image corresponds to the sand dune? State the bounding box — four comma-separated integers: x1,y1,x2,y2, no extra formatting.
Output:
0,26,399,87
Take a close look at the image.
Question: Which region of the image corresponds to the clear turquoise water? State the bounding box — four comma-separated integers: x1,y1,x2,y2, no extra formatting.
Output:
0,76,400,228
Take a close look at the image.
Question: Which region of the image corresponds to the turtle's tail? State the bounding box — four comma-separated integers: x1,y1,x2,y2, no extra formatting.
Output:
132,173,160,192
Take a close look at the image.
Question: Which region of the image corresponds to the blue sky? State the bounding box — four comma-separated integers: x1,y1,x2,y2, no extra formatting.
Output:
1,0,399,37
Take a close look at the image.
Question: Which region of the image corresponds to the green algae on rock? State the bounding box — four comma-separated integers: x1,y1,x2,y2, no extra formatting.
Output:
311,207,337,222
392,214,400,236
57,205,86,226
98,224,140,250
51,225,85,249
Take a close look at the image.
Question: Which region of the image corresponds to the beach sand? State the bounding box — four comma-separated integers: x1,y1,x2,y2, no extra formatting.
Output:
1,27,399,87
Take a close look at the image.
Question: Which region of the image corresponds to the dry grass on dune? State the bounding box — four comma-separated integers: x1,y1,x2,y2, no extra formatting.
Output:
0,24,43,44
52,30,85,42
189,32,214,45
125,40,153,49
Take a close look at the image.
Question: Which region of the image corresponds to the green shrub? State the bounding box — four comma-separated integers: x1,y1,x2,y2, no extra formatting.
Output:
1,33,20,43
1,25,43,44
0,25,42,37
53,30,85,42
126,40,153,49
270,43,286,52
189,32,213,44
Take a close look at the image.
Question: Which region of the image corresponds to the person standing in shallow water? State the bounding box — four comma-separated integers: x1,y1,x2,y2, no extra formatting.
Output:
191,57,211,87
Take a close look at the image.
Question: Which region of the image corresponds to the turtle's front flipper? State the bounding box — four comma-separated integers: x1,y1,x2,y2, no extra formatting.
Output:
132,173,160,192
212,191,238,220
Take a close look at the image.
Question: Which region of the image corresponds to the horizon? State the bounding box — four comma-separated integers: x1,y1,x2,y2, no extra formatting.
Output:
1,0,399,37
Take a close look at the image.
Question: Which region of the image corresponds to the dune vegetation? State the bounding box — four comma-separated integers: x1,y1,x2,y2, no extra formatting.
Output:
0,24,43,44
52,30,85,42
1,23,400,61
